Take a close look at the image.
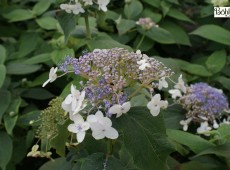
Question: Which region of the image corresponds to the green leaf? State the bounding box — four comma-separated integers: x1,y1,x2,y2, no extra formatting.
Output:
180,160,227,170
116,19,136,35
17,110,41,126
114,107,173,170
124,0,143,19
51,48,74,64
57,12,76,42
6,63,42,75
142,0,161,8
3,9,34,22
194,143,230,159
0,65,6,88
215,76,230,90
21,88,54,100
23,53,51,64
79,153,104,170
141,8,162,23
39,158,71,170
167,8,194,23
0,45,6,64
18,32,40,58
4,114,18,135
162,105,185,129
0,90,11,124
107,156,127,170
206,50,226,73
50,120,69,157
191,25,230,46
0,131,13,170
36,17,58,30
167,129,215,153
160,21,191,46
33,0,52,16
87,33,132,51
141,27,176,44
175,59,212,77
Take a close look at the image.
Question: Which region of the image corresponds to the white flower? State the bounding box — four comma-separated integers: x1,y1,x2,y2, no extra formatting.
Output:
197,121,212,135
137,59,151,70
222,118,230,125
158,77,168,90
213,119,219,129
169,89,182,99
83,0,93,6
60,4,72,13
42,67,58,87
62,84,85,114
97,0,110,12
108,102,131,118
87,111,118,140
68,114,90,143
60,3,85,15
147,94,168,116
27,145,40,157
71,3,85,14
174,74,186,93
180,118,192,131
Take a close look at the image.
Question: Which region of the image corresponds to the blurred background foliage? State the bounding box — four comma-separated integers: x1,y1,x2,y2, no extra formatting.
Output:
0,0,230,169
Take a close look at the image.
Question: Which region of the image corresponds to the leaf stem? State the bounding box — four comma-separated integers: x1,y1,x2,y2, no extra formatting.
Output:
135,33,145,50
84,15,91,39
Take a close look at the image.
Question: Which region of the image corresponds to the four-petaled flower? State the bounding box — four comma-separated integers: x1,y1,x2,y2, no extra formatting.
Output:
169,89,182,99
97,0,110,12
147,94,168,116
180,118,192,131
62,84,85,114
197,121,212,135
158,77,168,90
42,67,58,87
60,3,85,15
108,102,131,118
137,59,151,70
174,74,186,93
27,144,40,157
87,111,118,139
68,114,90,143
83,0,93,6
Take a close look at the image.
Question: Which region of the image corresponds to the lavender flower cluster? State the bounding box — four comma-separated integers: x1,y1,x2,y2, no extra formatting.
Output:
59,48,173,111
180,83,229,124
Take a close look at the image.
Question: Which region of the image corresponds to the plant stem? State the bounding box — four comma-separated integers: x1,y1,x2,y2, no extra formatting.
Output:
84,15,91,39
135,33,145,50
128,85,144,99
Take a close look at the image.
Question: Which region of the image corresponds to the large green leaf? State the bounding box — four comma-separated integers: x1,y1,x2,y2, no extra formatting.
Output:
0,45,6,64
0,131,13,170
114,107,173,170
78,153,104,170
57,12,76,42
18,32,40,58
17,110,41,126
215,76,230,90
21,88,54,100
4,114,18,135
87,33,132,51
116,19,136,35
2,9,34,22
0,90,11,123
142,0,161,8
205,50,226,73
124,0,143,19
23,53,51,64
167,8,194,23
160,21,191,46
140,27,176,44
51,48,74,64
0,64,6,88
36,17,58,30
191,25,230,46
33,0,52,16
39,158,71,170
167,129,215,153
6,63,42,75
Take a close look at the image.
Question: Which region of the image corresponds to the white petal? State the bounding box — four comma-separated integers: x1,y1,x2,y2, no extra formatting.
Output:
101,117,112,127
100,5,107,12
104,127,118,139
95,110,104,120
183,124,188,131
77,131,85,143
152,94,161,103
108,105,122,115
82,122,90,131
121,102,131,113
92,129,105,140
87,115,97,123
147,100,154,110
60,4,68,10
64,94,72,105
72,114,84,124
150,106,160,116
68,124,78,133
42,79,50,87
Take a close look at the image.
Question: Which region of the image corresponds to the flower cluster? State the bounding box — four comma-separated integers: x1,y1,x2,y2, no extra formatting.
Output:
170,82,230,134
60,0,110,14
136,17,158,30
211,0,229,7
43,48,173,143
